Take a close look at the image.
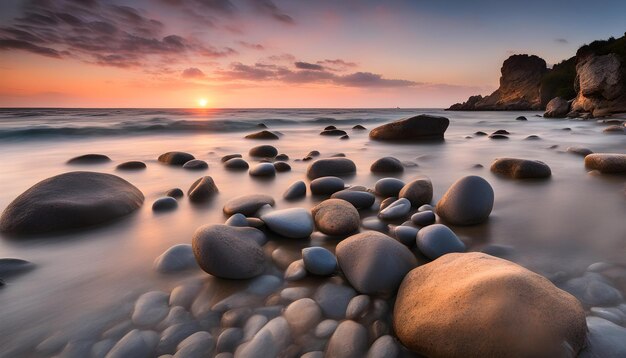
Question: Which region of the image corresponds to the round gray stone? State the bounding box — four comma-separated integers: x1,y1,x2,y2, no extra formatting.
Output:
416,224,466,260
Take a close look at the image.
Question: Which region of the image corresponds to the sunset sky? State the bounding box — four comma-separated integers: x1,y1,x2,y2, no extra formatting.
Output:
0,0,624,108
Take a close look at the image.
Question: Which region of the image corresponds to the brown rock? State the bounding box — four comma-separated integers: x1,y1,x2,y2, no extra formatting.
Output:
393,252,588,357
369,115,449,141
490,158,551,179
398,177,433,207
311,199,360,236
187,176,218,202
543,97,571,118
584,153,626,174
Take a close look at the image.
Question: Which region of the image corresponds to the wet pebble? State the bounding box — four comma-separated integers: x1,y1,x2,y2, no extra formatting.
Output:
284,260,306,281
225,213,248,227
416,224,466,259
312,199,360,236
106,329,159,358
283,181,306,200
374,178,405,197
378,198,411,220
174,331,214,357
187,176,219,202
331,190,375,209
393,225,418,246
284,298,322,334
313,283,356,319
249,145,278,158
153,244,197,273
234,317,291,358
399,177,433,207
302,247,337,276
166,188,184,198
410,211,435,226
370,157,404,173
223,195,275,216
273,161,291,172
249,163,276,177
261,208,314,239
216,328,243,353
158,152,194,166
132,291,170,327
221,154,242,162
152,197,178,212
367,335,399,358
326,320,368,358
182,159,208,170
346,295,370,320
116,161,146,170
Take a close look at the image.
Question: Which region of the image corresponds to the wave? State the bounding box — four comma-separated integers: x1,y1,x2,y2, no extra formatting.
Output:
0,116,389,139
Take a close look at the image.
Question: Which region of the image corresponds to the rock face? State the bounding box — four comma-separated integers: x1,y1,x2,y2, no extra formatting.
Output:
449,55,548,110
191,225,266,279
490,158,552,179
0,171,144,235
436,175,494,225
394,252,588,357
336,231,417,295
369,115,449,141
543,97,571,118
571,52,626,116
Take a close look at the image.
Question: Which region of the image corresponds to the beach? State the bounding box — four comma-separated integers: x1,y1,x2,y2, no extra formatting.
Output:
0,108,625,357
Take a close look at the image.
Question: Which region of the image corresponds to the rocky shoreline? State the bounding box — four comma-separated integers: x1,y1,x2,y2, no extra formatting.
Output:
1,114,625,357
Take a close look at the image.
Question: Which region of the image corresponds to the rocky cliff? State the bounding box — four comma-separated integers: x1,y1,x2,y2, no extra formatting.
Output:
448,33,626,116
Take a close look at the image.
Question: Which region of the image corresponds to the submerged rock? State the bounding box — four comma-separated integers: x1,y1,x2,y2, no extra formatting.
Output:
158,152,194,166
192,225,266,279
306,158,357,179
245,130,279,140
436,175,494,225
337,231,417,295
0,171,144,235
117,161,146,170
67,153,111,164
0,258,35,278
370,157,404,173
224,158,249,170
369,115,449,140
182,159,208,170
394,253,588,357
491,158,552,179
152,197,178,212
223,195,275,216
249,145,278,158
153,244,197,273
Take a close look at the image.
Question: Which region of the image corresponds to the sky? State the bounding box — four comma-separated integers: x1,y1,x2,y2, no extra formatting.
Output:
0,0,624,108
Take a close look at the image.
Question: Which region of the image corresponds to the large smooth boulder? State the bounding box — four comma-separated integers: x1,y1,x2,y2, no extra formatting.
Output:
436,176,494,225
584,153,626,174
311,199,360,236
394,253,588,357
336,231,417,295
191,225,266,279
369,115,449,141
306,158,356,179
0,171,144,235
187,176,218,202
398,177,433,207
158,151,194,165
490,158,552,179
543,97,570,118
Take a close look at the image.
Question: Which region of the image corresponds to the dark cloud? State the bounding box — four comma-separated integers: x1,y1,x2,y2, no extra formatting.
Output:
316,58,357,71
160,0,236,14
294,61,324,70
218,61,417,87
182,67,205,78
267,53,295,62
0,0,236,68
555,38,568,44
238,41,264,50
248,0,294,24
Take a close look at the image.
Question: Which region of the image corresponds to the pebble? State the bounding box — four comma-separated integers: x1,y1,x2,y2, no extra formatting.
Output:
245,130,279,140
416,224,466,259
246,275,282,296
490,158,552,179
0,258,34,277
249,145,278,158
216,328,243,353
280,287,311,301
320,129,348,136
436,175,494,225
283,181,306,200
566,146,593,157
273,161,291,172
302,247,337,276
378,198,411,220
410,211,435,226
367,335,399,358
275,154,289,161
398,177,433,207
361,217,388,232
379,197,397,211
580,317,626,357
306,158,357,179
261,208,314,239
516,116,527,121
393,225,418,246
315,320,339,338
174,331,214,357
233,317,291,358
166,188,184,198
153,244,197,273
132,291,170,327
353,125,366,130
374,178,405,197
105,329,159,358
157,322,200,355
325,320,368,358
249,163,276,177
284,260,307,281
488,134,509,139
92,339,116,358
311,199,360,236
182,159,208,170
225,213,248,227
116,161,146,170
418,204,434,212
223,195,275,216
158,152,194,166
331,190,375,209
187,176,219,202
560,272,623,307
310,176,345,195
243,315,268,340
313,283,356,319
284,298,322,334
370,157,404,173
346,295,370,320
68,153,111,164
221,154,241,162
224,158,249,170
152,197,178,212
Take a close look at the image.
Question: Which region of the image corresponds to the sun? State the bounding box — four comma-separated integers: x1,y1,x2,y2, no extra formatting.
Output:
197,98,208,107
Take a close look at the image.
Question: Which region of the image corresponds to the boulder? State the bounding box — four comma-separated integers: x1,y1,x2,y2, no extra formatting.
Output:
584,153,626,174
491,158,552,179
191,225,266,279
370,157,404,173
116,161,146,170
571,53,626,117
436,175,494,225
310,176,345,195
260,208,314,239
224,158,249,170
187,176,218,202
245,131,279,140
0,171,144,235
369,115,449,140
306,158,357,179
394,253,587,357
336,231,417,295
544,97,571,118
152,197,178,212
311,199,360,236
283,181,306,200
374,178,405,197
223,195,275,216
182,159,208,170
67,153,111,164
158,152,194,165
249,163,276,177
398,177,433,207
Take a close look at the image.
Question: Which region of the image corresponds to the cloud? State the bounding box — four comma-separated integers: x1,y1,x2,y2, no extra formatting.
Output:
238,41,264,50
555,38,568,44
0,0,236,68
217,61,418,87
248,0,295,24
316,58,357,71
182,67,206,78
160,0,236,14
294,61,324,70
267,53,295,62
